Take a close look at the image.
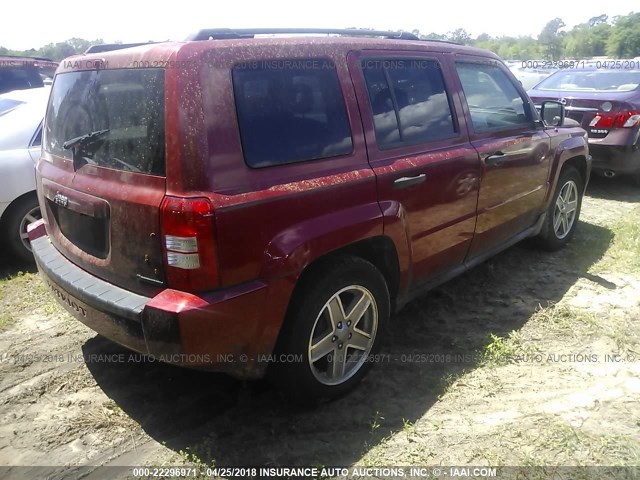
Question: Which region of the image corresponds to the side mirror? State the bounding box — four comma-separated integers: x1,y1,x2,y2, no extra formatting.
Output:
540,100,565,127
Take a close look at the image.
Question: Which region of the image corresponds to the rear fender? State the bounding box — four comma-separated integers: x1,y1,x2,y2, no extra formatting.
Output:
261,202,384,279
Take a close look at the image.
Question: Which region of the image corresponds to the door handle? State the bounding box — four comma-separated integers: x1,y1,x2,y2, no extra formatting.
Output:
392,173,427,189
485,151,506,166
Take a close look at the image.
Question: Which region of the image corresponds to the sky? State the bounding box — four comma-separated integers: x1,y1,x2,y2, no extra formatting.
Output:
1,0,638,50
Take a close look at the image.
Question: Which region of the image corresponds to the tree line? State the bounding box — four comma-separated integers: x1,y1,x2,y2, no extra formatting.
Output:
0,38,106,61
415,11,639,60
1,12,638,62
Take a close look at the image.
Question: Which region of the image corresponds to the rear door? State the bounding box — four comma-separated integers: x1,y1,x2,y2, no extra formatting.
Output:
39,68,167,296
453,57,551,258
348,51,481,285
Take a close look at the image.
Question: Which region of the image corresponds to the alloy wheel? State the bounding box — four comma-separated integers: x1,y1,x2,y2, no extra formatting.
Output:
307,285,378,386
553,180,578,240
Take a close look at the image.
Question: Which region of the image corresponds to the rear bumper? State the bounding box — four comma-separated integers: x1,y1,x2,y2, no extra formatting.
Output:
589,136,640,176
29,220,273,378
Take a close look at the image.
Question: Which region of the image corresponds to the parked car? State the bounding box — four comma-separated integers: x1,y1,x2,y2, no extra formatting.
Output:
509,65,554,90
528,67,640,185
0,86,49,262
0,56,57,95
29,29,590,403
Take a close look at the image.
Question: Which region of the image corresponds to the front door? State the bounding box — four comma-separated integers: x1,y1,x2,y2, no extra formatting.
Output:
453,58,551,258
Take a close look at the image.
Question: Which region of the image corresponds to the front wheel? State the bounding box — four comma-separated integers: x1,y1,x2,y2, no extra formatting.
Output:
535,166,583,251
270,256,390,404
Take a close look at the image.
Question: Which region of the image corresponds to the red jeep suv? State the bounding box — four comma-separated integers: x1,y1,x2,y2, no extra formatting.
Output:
29,29,590,403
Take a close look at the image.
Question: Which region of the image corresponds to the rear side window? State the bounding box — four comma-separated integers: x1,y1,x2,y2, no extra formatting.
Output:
362,58,457,149
232,60,353,168
45,69,165,176
455,62,532,131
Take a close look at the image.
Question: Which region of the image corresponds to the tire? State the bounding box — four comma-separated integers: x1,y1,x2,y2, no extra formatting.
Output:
535,166,583,251
4,194,41,264
270,256,390,405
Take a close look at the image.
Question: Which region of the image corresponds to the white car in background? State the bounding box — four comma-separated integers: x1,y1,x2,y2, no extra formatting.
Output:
0,87,50,262
509,65,554,90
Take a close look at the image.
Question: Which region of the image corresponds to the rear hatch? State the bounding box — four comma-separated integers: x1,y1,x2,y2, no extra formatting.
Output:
39,66,167,296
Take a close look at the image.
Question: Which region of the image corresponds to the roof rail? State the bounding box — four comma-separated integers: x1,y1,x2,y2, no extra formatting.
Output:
186,28,420,41
84,42,157,54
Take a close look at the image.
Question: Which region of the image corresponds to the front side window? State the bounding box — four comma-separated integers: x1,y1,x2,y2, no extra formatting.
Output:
362,58,457,149
456,62,532,131
232,60,353,168
45,68,165,176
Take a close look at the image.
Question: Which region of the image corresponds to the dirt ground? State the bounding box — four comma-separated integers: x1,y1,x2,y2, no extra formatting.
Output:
0,175,639,478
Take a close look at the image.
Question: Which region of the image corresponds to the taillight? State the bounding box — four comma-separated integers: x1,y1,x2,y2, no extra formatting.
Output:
160,196,218,292
589,110,640,129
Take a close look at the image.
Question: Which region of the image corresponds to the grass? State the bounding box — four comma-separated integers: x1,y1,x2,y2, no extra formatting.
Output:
481,330,540,366
0,270,65,331
531,302,599,337
0,312,14,330
592,206,640,274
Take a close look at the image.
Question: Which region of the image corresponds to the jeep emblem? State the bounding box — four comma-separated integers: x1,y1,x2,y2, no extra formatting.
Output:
53,193,69,208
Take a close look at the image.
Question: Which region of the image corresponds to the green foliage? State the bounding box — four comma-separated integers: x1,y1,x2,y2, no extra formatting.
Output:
0,37,106,61
606,12,640,58
2,12,639,62
410,11,638,60
538,17,566,60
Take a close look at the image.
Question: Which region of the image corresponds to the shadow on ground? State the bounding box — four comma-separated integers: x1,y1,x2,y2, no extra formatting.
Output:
586,174,640,203
82,213,614,466
0,241,36,279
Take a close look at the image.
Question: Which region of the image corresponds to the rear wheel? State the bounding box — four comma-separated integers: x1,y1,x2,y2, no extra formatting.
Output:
535,166,583,251
4,194,41,264
271,256,390,404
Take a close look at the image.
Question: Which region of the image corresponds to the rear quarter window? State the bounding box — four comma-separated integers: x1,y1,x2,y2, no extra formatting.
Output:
232,60,353,168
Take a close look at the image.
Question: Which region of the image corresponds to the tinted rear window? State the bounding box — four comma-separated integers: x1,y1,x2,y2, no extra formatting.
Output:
45,69,165,176
232,60,353,168
0,65,44,94
536,70,640,92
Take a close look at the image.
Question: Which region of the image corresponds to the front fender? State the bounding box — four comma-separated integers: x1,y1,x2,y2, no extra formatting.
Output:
545,129,590,208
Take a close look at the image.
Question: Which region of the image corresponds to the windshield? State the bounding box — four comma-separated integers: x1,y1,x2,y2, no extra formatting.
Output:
535,70,640,93
44,68,165,176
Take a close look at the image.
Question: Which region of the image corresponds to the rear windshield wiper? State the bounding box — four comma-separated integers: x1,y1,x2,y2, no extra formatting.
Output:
63,129,110,151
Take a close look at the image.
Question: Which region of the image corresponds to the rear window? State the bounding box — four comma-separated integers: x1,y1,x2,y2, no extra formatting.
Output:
232,60,353,168
0,65,44,94
536,70,640,92
44,69,165,176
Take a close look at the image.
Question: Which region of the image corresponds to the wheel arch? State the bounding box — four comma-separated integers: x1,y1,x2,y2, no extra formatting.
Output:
285,235,401,313
0,190,38,225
